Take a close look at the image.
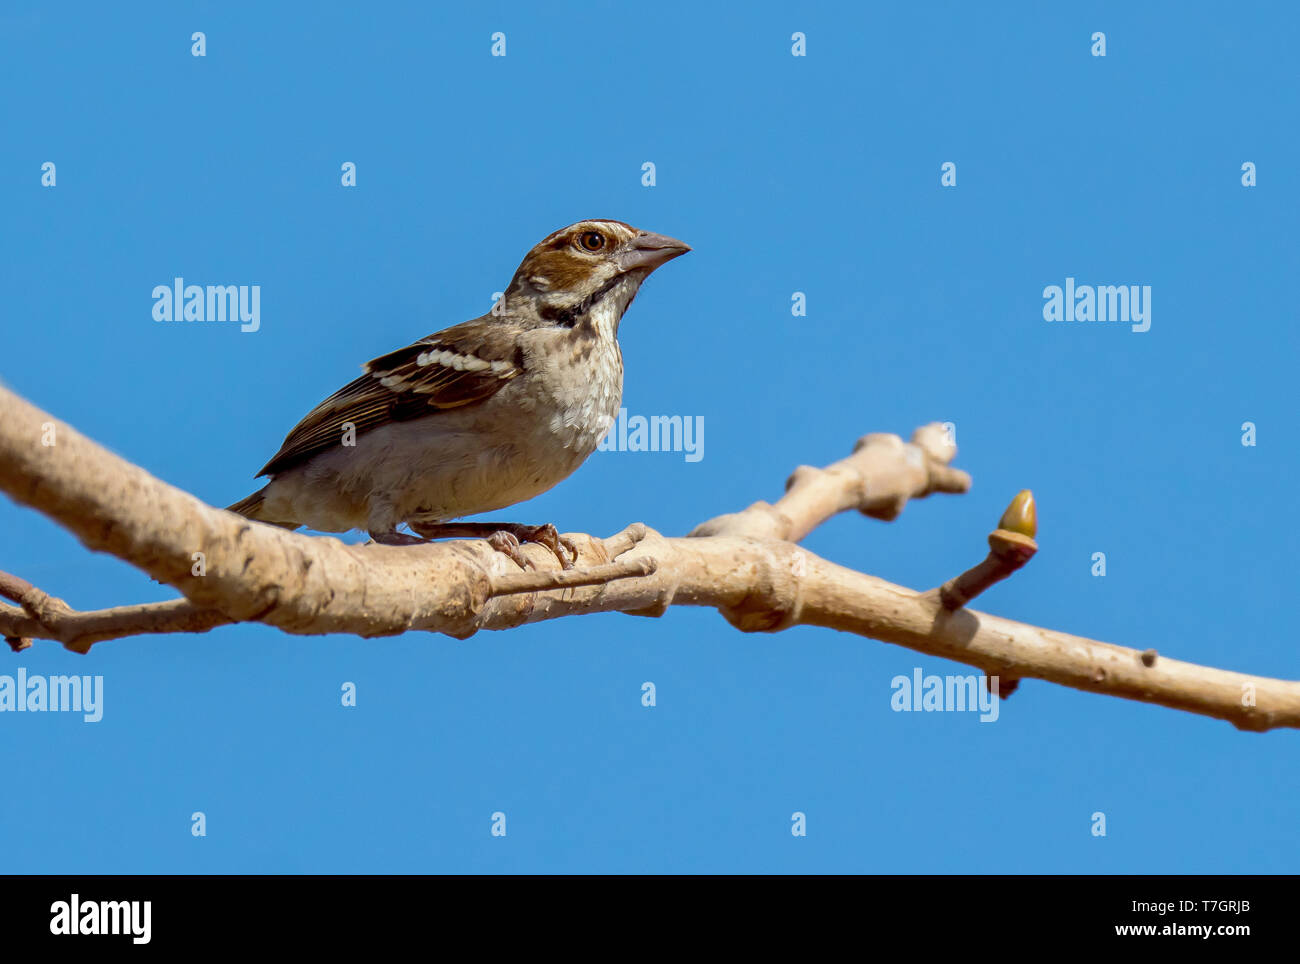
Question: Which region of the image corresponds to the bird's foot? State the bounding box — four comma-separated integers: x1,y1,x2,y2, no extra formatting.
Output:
366,528,428,547
508,523,579,571
407,521,577,570
484,530,531,569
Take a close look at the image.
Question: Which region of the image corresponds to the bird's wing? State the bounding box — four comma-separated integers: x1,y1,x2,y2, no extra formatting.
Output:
255,318,522,477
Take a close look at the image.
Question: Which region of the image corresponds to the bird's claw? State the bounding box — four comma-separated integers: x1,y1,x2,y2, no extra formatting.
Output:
404,520,576,570
485,531,533,570
520,523,577,570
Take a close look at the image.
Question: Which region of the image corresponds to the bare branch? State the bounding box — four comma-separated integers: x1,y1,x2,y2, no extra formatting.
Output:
2,384,1297,732
489,557,659,596
689,423,970,541
2,595,231,653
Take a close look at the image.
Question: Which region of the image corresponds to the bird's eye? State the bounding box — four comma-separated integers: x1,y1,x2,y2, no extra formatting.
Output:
577,231,605,252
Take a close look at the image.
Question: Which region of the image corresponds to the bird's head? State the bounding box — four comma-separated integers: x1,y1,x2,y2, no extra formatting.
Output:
502,219,690,332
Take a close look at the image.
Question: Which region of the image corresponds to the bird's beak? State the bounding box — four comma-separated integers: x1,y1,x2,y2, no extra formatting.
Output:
616,232,691,273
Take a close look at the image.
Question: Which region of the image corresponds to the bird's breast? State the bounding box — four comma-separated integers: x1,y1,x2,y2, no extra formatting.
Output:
522,327,624,462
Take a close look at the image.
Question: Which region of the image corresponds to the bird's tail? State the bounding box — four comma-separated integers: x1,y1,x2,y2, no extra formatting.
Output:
226,488,300,530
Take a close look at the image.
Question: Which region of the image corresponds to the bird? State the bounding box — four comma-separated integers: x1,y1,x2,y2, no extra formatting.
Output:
227,219,690,568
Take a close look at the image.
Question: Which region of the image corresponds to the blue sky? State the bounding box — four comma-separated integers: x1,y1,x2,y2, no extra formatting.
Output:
1,0,1296,872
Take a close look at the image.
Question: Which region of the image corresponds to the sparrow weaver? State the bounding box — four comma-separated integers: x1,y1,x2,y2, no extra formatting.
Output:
227,219,690,567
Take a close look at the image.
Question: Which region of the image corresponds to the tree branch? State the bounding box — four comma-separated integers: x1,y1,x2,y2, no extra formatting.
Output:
1,384,1296,731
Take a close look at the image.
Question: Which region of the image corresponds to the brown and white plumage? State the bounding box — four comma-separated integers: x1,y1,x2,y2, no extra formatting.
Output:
227,219,690,549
